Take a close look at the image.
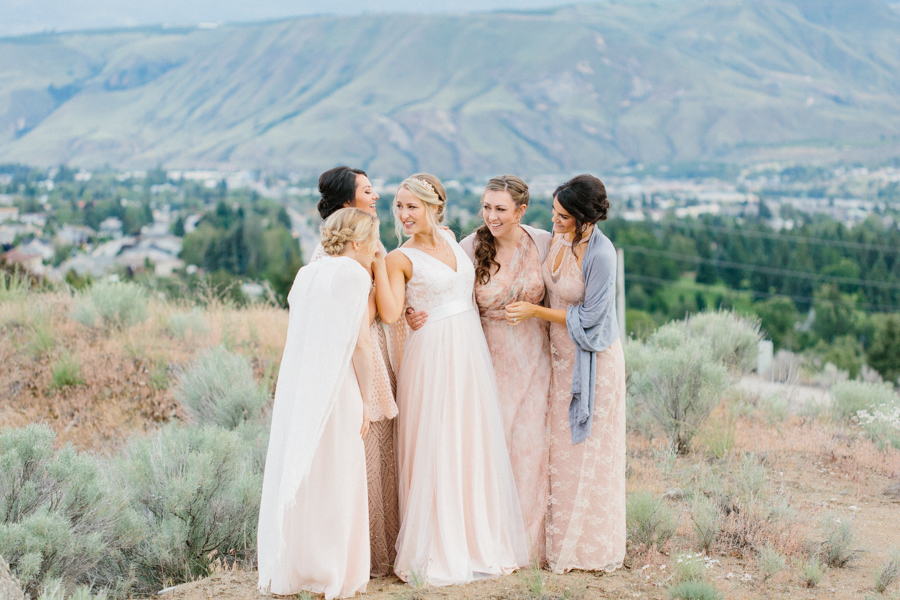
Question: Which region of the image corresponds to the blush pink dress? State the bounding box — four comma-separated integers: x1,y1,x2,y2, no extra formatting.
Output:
311,243,401,576
461,228,552,565
393,227,529,586
541,235,626,574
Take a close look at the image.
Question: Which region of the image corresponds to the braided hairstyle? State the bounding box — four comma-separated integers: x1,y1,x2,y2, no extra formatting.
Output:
317,166,367,220
473,175,530,285
320,208,379,256
553,174,609,253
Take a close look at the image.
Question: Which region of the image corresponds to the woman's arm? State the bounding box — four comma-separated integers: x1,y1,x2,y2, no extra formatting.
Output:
367,287,378,326
372,250,409,324
505,301,567,326
351,314,373,439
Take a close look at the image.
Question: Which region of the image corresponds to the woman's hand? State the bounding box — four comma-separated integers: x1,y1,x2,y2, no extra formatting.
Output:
505,301,538,325
372,246,387,272
405,306,428,331
360,403,371,439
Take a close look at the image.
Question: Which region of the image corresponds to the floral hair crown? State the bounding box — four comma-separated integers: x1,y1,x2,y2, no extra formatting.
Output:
410,177,436,195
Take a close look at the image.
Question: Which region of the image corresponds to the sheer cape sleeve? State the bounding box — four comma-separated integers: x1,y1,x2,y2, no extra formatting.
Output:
257,256,371,561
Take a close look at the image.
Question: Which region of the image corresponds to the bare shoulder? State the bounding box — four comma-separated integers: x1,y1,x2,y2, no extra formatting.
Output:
386,248,412,271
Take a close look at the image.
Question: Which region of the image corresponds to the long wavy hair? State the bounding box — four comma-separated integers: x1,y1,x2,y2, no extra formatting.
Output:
473,175,530,285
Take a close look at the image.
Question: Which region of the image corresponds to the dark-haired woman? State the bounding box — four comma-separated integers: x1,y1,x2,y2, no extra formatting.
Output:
310,166,403,577
505,174,625,574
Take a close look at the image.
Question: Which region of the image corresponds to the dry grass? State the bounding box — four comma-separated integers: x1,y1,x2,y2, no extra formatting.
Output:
0,289,287,452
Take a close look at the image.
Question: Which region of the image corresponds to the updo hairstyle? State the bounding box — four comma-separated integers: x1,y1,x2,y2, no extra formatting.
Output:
553,174,609,251
317,166,367,220
320,207,380,257
392,173,447,241
474,175,530,285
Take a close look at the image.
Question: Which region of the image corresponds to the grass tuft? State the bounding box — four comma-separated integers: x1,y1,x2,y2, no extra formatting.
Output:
801,556,825,588
819,514,858,568
875,548,900,594
756,543,786,581
49,351,84,390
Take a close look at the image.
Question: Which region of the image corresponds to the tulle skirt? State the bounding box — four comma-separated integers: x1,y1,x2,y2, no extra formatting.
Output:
393,308,529,586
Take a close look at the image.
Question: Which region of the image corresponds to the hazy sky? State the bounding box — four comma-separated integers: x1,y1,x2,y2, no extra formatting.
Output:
0,0,600,37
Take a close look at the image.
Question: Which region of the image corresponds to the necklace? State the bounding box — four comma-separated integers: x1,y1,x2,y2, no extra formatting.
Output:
416,234,443,251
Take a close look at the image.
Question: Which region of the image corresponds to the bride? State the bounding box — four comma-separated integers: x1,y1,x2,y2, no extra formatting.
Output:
373,174,529,587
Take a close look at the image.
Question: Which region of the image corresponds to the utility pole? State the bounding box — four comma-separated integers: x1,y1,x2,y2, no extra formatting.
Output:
616,248,626,337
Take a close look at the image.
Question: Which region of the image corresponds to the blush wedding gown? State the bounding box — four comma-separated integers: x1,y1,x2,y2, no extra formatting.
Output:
393,227,529,586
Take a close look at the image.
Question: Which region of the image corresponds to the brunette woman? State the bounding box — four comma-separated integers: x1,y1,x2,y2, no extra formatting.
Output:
505,174,625,574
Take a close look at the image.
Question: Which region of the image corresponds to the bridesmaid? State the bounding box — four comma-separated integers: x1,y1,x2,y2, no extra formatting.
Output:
407,175,552,565
505,174,626,574
310,166,401,576
258,208,378,598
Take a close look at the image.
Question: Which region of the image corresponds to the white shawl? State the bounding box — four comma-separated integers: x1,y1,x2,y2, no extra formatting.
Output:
257,255,371,565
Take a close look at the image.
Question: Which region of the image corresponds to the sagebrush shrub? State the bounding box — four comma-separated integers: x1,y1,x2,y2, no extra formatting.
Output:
116,424,262,593
628,337,729,453
0,424,138,597
673,553,706,584
756,543,785,581
72,281,148,329
667,581,721,600
801,556,825,588
830,380,898,422
691,495,722,552
174,345,269,429
626,491,677,551
167,308,210,340
819,514,858,568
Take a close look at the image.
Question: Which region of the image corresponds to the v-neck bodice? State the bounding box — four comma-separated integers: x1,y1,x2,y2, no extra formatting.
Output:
399,229,475,315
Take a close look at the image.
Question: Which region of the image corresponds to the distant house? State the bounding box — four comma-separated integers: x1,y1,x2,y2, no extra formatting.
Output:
0,206,18,222
19,239,54,261
99,217,124,238
56,225,96,247
19,213,48,227
2,248,44,275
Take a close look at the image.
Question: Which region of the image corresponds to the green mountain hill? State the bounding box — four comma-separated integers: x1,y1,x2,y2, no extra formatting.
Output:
2,0,900,176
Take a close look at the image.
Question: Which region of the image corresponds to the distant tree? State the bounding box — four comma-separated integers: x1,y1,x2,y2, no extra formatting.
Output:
813,284,856,342
173,214,185,237
753,296,798,349
867,315,900,384
757,200,773,220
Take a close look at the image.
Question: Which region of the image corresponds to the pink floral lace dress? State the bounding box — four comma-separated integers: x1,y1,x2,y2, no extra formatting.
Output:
541,235,626,574
462,229,552,565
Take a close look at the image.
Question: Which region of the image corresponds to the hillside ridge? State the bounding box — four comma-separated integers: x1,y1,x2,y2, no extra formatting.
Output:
1,0,899,175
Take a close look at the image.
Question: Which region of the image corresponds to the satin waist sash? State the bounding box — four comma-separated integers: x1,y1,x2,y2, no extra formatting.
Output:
425,298,475,323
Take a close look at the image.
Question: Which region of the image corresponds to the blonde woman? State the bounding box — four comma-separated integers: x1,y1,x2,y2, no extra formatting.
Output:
407,175,552,565
258,208,379,599
372,174,529,587
309,165,402,576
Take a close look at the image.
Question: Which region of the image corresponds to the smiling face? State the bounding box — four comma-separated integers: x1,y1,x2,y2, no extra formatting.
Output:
346,174,379,216
482,190,525,240
551,196,578,237
395,186,433,237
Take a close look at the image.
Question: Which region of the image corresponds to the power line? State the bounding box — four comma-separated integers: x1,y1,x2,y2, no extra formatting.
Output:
621,246,900,291
624,273,900,312
649,221,900,254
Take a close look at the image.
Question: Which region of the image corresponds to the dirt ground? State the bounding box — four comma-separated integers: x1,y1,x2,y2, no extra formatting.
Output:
156,415,900,600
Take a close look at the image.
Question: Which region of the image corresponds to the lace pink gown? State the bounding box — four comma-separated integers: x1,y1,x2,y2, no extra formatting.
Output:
541,236,626,574
393,228,529,586
463,231,552,565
